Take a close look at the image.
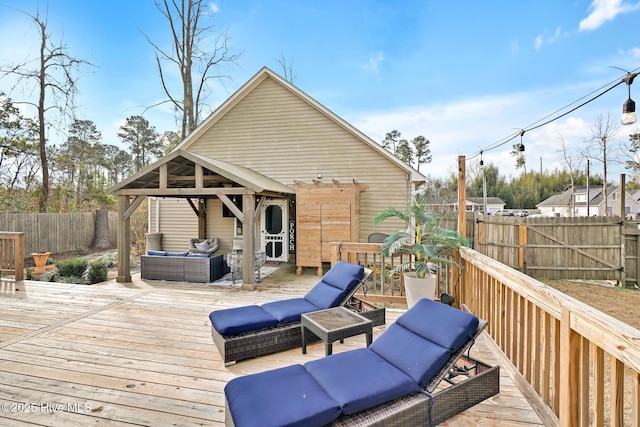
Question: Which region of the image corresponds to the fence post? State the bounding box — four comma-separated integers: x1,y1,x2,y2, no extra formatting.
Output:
518,224,527,271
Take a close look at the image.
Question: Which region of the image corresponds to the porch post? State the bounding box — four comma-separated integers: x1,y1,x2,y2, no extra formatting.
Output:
116,195,132,283
242,194,256,290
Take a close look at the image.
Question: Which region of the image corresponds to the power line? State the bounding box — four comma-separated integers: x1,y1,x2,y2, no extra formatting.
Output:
466,67,640,161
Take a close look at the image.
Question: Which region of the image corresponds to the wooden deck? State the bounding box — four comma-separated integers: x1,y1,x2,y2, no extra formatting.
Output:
0,265,546,426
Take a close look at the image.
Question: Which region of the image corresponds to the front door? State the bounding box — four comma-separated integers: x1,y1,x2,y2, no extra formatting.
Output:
261,199,288,262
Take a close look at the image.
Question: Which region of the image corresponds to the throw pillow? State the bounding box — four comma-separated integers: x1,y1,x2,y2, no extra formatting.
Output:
195,241,210,251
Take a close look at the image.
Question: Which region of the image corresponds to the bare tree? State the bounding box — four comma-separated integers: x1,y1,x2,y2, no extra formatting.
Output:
276,53,297,83
558,135,581,217
0,7,90,211
584,112,619,216
145,0,241,139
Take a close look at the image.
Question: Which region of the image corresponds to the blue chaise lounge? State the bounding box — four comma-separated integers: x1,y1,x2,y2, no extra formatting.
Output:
209,261,383,365
224,298,500,427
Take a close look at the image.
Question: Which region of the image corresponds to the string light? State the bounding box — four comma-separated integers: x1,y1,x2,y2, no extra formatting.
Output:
466,67,639,161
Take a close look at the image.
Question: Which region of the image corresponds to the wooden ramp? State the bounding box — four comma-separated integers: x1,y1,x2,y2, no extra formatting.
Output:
0,270,545,426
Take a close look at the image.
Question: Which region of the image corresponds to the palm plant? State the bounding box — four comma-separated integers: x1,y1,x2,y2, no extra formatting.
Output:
372,196,470,278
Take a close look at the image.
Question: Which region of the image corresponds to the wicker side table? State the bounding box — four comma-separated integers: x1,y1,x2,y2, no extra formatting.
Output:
301,307,373,356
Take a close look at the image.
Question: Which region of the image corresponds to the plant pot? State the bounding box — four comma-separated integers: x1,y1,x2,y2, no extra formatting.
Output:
30,252,51,274
403,272,437,308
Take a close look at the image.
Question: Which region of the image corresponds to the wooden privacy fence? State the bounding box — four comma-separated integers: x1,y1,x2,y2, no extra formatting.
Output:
0,232,24,281
459,246,640,426
471,216,640,284
0,212,117,257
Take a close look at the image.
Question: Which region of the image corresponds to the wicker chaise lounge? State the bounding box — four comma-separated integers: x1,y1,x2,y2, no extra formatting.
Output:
209,261,384,365
224,298,500,427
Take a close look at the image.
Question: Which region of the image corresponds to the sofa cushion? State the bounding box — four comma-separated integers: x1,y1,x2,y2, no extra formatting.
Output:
261,298,320,323
369,323,450,388
209,306,278,336
225,364,341,427
396,298,479,352
166,251,188,257
187,253,210,258
304,349,419,415
147,250,167,256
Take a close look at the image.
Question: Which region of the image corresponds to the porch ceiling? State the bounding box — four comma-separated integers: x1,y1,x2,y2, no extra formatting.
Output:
109,149,295,197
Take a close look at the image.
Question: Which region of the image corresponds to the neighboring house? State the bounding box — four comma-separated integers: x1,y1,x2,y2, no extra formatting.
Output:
536,185,640,217
110,67,425,283
452,197,506,215
424,195,505,215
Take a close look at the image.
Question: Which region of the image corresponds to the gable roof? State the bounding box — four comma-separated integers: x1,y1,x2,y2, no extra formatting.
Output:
109,149,295,197
173,66,426,184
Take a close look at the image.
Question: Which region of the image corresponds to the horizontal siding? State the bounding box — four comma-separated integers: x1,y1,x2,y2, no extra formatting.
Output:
157,199,198,252
186,76,411,242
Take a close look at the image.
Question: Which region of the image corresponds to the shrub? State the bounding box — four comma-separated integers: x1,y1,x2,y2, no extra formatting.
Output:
57,258,89,278
88,259,108,284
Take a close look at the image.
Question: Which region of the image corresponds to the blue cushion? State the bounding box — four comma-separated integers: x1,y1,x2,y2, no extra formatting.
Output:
147,250,167,256
369,323,450,388
187,252,210,258
303,280,346,309
304,349,419,415
166,251,188,257
261,298,320,323
321,261,364,291
209,306,278,336
396,298,479,352
225,364,341,427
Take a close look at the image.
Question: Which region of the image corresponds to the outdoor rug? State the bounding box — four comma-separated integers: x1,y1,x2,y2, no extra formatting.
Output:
209,265,279,286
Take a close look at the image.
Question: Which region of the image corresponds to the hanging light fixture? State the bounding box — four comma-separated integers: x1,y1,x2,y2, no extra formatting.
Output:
622,72,638,125
479,150,484,167
518,130,525,152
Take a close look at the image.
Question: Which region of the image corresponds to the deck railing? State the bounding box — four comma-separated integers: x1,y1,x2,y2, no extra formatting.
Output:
329,242,458,306
459,246,640,427
0,232,24,281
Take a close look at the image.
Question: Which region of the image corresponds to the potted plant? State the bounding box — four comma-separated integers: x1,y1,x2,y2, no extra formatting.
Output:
373,196,470,307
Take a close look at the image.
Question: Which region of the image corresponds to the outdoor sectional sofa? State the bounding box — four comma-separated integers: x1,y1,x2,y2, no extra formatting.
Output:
140,251,228,283
224,298,500,427
209,261,385,365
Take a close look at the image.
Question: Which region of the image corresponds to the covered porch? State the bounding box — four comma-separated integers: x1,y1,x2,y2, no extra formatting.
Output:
109,149,295,288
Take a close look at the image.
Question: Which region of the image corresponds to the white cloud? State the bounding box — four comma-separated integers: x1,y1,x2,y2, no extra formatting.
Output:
209,2,220,13
348,87,617,179
579,0,640,32
534,26,566,51
534,35,543,51
363,51,384,75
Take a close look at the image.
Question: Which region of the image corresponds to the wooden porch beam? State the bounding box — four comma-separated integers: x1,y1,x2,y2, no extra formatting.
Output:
159,164,168,189
123,195,146,221
242,194,256,289
116,195,132,283
219,194,245,222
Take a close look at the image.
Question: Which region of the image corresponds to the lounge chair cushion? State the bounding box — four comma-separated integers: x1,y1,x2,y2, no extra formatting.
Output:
225,364,341,427
304,349,419,415
147,250,167,256
303,261,364,309
396,298,479,352
261,298,320,323
370,323,450,387
321,261,364,291
209,306,278,336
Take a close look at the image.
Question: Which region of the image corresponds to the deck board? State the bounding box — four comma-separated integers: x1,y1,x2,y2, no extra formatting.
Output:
0,266,546,426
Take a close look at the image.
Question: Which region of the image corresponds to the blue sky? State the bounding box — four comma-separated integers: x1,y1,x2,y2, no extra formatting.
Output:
1,0,639,180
